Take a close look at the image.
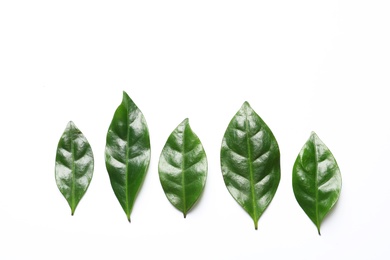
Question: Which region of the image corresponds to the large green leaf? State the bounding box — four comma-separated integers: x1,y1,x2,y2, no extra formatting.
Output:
158,118,207,217
55,121,94,215
221,102,280,229
105,91,151,222
292,131,342,235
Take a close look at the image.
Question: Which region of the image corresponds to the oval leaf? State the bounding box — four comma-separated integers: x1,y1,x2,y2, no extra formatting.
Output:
105,91,151,222
221,102,280,229
292,131,342,235
158,118,207,217
55,121,94,215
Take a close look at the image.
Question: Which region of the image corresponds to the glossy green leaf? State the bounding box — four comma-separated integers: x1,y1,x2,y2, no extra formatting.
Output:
292,132,342,235
105,91,151,222
158,118,207,218
55,121,94,215
221,102,280,229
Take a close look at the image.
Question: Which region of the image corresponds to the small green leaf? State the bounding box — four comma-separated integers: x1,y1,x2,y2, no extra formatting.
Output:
158,118,207,217
55,121,94,215
105,91,151,222
292,132,342,235
221,102,281,229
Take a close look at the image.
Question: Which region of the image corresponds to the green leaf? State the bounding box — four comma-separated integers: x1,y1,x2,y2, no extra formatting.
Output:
220,102,280,229
105,91,151,222
55,121,94,215
158,118,207,218
292,131,342,235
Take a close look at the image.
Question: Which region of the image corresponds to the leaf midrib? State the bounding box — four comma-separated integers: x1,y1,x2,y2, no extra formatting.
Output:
313,137,320,234
244,115,258,228
70,126,76,215
125,107,131,221
181,126,187,218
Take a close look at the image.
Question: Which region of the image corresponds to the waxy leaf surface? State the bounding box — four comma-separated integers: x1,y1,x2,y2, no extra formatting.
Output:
221,102,280,229
158,119,207,217
293,132,341,235
55,121,94,215
105,91,151,221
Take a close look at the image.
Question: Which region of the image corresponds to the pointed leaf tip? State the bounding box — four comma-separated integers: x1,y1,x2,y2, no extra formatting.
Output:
68,121,75,127
310,131,318,138
242,101,251,109
122,91,130,102
182,118,189,125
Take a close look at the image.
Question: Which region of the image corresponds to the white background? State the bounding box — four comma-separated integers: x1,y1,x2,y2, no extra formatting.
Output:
1,1,389,259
